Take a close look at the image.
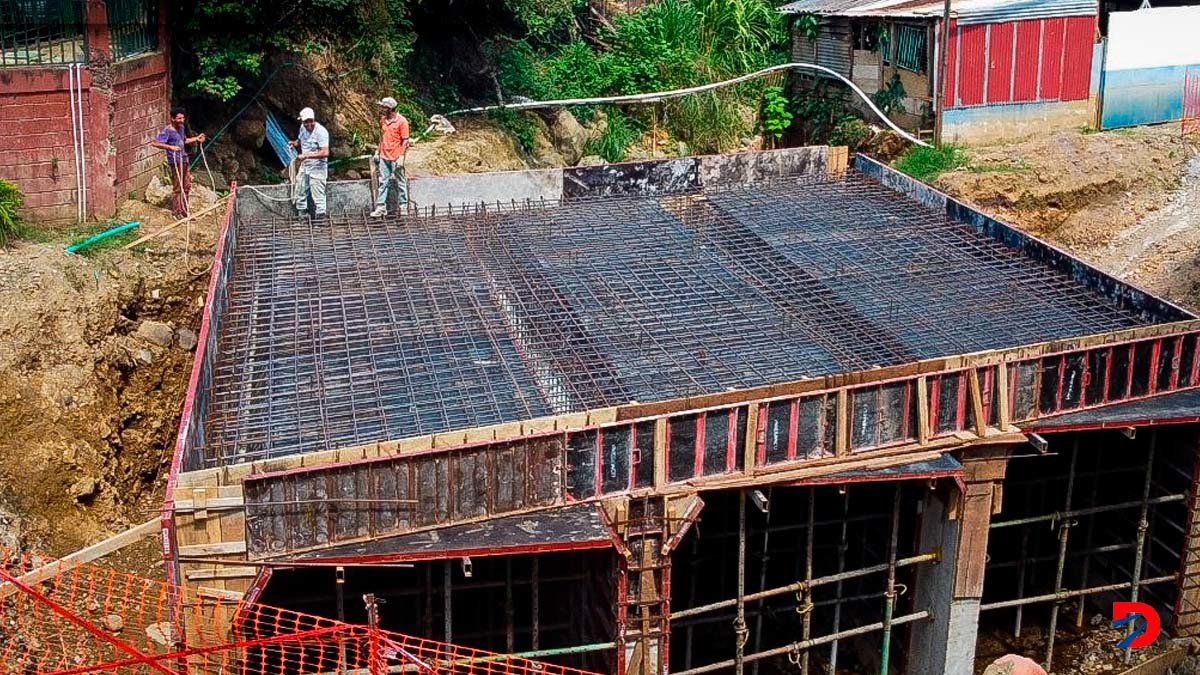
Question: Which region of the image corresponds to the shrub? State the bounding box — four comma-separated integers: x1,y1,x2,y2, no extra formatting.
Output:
0,178,23,247
586,109,641,162
894,144,968,182
829,115,872,150
761,85,793,145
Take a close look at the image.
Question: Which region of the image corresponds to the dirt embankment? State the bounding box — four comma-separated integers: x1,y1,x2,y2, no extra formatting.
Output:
0,202,221,558
935,126,1200,309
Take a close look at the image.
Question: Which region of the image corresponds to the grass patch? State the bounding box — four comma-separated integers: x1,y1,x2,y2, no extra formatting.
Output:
62,220,143,255
585,109,641,163
893,144,969,182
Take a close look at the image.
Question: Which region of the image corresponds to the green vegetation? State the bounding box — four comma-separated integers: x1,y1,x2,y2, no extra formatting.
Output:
760,86,792,146
968,158,1030,174
0,178,23,247
829,116,873,151
894,144,968,181
586,110,642,162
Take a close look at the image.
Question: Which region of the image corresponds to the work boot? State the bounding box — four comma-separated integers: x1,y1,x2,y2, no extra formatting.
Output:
370,206,386,218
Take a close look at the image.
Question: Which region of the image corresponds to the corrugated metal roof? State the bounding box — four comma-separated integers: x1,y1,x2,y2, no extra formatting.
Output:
779,0,1097,24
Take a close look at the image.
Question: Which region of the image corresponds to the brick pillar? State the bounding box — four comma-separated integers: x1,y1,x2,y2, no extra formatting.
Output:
83,0,116,219
908,447,1010,675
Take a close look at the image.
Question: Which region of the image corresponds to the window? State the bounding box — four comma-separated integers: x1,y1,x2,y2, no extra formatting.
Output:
0,0,86,66
892,23,928,74
108,0,157,61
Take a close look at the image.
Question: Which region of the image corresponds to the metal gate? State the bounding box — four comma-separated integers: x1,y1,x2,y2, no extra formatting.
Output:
1100,6,1200,129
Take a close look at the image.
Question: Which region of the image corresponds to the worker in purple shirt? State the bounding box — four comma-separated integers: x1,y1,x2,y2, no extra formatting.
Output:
149,107,206,218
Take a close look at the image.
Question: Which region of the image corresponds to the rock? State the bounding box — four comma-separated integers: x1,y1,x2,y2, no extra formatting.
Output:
144,175,172,207
549,109,589,166
136,321,174,348
0,504,22,550
232,119,265,149
102,614,124,633
677,141,690,157
193,170,228,191
71,477,98,502
146,622,181,647
176,328,198,351
331,143,352,160
345,169,361,180
134,349,154,365
578,155,606,167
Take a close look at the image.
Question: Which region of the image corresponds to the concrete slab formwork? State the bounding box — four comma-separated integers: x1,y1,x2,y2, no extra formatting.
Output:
164,146,1200,674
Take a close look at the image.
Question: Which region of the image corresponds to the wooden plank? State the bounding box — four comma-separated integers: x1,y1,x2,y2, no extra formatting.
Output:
968,368,987,436
654,418,668,489
954,482,995,599
835,389,849,456
0,520,161,599
996,364,1012,430
185,566,259,581
179,541,248,557
1115,647,1187,675
743,404,759,472
916,376,930,444
122,198,228,249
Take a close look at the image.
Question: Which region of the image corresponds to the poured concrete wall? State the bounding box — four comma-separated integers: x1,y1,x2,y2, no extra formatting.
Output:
941,98,1094,146
235,146,833,220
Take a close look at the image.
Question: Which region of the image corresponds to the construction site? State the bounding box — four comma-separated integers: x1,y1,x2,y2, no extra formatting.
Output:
7,143,1200,675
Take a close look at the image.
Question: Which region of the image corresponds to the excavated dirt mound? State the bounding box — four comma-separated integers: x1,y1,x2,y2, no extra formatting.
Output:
0,201,221,559
937,125,1200,309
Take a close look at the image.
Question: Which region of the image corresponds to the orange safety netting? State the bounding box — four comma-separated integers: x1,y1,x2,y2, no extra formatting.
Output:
0,548,601,675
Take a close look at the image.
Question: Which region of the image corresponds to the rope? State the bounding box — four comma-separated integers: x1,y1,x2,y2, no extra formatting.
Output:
444,62,930,147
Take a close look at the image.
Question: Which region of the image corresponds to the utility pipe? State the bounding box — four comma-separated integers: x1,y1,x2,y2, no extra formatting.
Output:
65,221,140,253
445,62,931,148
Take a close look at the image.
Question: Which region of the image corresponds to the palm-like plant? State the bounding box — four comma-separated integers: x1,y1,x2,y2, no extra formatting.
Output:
0,179,22,248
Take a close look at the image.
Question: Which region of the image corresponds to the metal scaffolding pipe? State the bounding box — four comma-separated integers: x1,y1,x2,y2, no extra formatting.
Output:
1126,431,1156,664
1044,437,1080,671
750,487,772,675
800,489,815,675
980,575,1176,611
673,611,931,675
830,489,850,673
736,490,747,675
669,551,939,621
879,485,902,675
990,494,1185,529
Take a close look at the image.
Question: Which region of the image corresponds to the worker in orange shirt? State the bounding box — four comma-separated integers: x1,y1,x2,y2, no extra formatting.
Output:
370,96,410,218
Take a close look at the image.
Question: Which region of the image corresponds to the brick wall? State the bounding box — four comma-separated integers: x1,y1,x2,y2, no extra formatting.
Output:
113,54,170,201
0,0,169,225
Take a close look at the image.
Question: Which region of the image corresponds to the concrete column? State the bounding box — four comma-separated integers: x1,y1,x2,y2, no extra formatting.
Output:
908,447,1010,675
1173,435,1200,637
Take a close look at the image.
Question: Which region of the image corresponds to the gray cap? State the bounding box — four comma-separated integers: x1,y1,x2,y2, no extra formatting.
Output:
377,96,398,109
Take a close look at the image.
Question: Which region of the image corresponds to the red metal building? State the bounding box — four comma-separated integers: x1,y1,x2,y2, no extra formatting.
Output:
782,0,1101,143
0,0,170,224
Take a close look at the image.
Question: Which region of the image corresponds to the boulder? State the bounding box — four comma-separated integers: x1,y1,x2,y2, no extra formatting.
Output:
144,175,172,207
136,321,174,348
192,170,228,191
102,615,124,633
189,183,220,209
528,114,565,167
549,109,589,166
70,477,98,502
176,328,198,351
146,622,181,647
232,118,266,149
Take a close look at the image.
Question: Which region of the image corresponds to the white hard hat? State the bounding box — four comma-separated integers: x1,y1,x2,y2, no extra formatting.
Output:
377,96,398,109
297,107,315,121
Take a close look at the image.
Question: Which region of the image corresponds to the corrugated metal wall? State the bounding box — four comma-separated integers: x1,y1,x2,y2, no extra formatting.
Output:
1100,6,1200,129
944,15,1096,109
791,17,853,79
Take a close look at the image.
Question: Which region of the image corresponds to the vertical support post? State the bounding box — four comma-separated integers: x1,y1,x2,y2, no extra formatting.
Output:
506,558,515,653
1013,492,1030,637
422,564,433,637
684,536,699,671
1045,437,1079,672
1173,431,1200,636
532,556,541,650
1076,445,1101,628
365,593,383,675
619,496,678,675
800,489,815,675
829,489,850,672
750,488,773,675
1125,430,1156,663
336,566,347,675
444,560,453,643
934,0,953,146
880,484,902,675
735,490,747,675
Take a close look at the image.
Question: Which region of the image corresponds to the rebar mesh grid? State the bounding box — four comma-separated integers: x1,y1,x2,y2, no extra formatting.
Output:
199,171,1150,468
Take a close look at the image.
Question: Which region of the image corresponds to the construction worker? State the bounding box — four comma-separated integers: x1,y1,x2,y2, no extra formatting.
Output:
288,107,330,221
370,96,410,218
149,107,206,218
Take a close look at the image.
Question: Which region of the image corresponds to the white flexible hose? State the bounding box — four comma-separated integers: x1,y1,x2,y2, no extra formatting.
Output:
444,62,930,148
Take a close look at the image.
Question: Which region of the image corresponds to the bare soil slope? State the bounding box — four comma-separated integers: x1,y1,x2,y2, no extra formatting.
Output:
0,202,221,557
937,126,1200,309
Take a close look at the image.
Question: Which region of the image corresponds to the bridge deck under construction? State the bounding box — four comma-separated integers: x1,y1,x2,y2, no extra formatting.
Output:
194,168,1168,471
